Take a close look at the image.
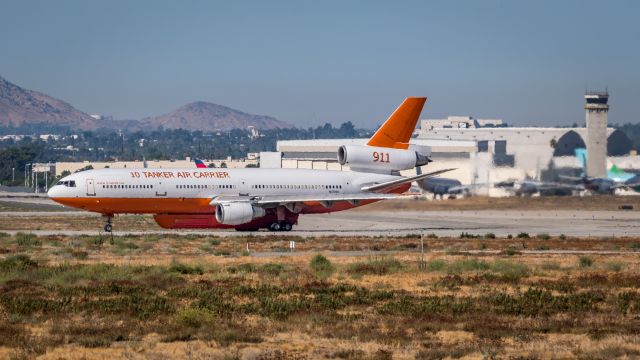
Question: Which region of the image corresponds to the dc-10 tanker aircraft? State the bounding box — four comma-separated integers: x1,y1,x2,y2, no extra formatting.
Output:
48,97,452,232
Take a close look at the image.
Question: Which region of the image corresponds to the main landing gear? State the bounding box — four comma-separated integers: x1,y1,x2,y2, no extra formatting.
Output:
103,215,113,233
269,221,293,232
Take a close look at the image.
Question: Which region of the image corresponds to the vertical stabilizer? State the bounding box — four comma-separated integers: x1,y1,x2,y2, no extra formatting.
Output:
367,97,426,149
575,148,587,176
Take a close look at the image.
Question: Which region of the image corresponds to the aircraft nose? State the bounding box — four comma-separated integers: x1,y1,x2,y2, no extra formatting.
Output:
47,185,63,198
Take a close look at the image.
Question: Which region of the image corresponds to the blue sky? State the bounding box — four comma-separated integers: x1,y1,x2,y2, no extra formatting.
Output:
1,0,638,128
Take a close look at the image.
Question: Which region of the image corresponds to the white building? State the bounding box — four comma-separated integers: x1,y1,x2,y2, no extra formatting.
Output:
262,119,637,196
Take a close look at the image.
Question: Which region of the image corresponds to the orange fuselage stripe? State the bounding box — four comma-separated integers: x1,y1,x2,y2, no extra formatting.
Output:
51,197,215,214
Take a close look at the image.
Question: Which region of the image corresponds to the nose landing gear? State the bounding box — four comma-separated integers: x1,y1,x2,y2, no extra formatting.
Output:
103,215,113,233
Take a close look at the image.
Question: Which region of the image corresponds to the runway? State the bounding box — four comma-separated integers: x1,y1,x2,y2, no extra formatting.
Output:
1,209,638,237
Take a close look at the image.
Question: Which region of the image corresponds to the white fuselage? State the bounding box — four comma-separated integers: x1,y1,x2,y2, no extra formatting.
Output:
48,168,401,201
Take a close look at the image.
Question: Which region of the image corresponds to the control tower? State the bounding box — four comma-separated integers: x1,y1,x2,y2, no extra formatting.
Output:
585,91,609,178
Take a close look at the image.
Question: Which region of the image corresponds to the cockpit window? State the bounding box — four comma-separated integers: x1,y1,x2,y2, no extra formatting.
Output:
57,180,76,187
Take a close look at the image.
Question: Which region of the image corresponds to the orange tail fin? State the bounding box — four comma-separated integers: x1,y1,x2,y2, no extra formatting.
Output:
367,97,426,149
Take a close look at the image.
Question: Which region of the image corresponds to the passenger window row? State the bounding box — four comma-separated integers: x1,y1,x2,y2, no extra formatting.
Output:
102,184,153,189
251,184,342,190
176,184,235,189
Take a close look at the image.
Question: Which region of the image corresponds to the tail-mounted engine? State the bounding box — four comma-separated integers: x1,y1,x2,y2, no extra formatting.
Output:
338,145,430,174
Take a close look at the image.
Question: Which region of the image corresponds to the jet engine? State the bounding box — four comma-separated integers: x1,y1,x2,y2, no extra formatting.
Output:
215,203,266,225
338,145,430,173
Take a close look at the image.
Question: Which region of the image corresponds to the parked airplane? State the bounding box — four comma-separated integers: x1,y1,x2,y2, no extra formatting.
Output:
414,167,475,199
494,179,579,197
48,97,451,232
561,148,639,194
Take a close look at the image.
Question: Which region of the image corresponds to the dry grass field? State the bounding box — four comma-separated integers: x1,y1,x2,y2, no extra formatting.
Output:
1,231,640,359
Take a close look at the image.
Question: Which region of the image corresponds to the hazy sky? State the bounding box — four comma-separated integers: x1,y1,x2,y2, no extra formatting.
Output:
1,0,639,128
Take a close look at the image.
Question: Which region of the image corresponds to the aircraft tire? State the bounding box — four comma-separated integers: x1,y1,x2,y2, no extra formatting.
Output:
281,222,292,231
269,222,281,232
104,224,112,233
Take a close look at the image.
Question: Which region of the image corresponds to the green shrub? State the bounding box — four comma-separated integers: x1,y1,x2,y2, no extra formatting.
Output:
484,233,496,239
579,256,594,268
207,238,221,246
228,263,257,273
628,242,640,251
259,263,287,276
310,254,334,278
516,232,530,239
0,254,38,271
169,262,204,275
425,259,447,272
536,233,550,240
426,233,438,239
491,260,530,280
347,257,402,276
559,234,567,240
606,261,624,272
505,246,517,256
507,234,513,239
175,307,215,328
448,258,490,273
0,232,10,238
15,232,41,247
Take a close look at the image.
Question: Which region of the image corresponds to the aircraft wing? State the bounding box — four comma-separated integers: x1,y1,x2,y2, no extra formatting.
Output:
210,192,403,208
613,181,640,190
360,168,456,192
559,175,586,182
535,182,582,190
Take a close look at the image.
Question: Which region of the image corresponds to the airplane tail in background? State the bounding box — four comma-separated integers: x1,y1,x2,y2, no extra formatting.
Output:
575,148,587,176
194,158,207,168
575,148,634,182
367,97,426,149
609,164,624,175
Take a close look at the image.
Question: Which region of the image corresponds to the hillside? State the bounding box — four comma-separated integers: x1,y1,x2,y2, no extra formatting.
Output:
141,101,293,131
0,76,293,131
0,76,98,130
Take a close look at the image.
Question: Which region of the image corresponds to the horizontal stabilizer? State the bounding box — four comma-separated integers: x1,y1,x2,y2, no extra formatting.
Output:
361,168,455,192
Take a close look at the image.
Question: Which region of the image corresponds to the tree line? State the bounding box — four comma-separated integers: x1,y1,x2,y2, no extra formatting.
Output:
0,122,367,186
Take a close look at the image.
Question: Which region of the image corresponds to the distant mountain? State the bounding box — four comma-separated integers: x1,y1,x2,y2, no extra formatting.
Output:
0,75,293,131
0,76,99,130
141,101,293,131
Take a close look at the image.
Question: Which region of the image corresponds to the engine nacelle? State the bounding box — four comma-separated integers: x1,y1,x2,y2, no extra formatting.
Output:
215,203,266,225
338,145,430,173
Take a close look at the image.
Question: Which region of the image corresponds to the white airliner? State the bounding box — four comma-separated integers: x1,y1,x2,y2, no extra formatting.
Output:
48,97,451,232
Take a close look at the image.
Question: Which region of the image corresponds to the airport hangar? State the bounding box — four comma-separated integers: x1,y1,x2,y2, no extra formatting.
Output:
262,117,638,197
